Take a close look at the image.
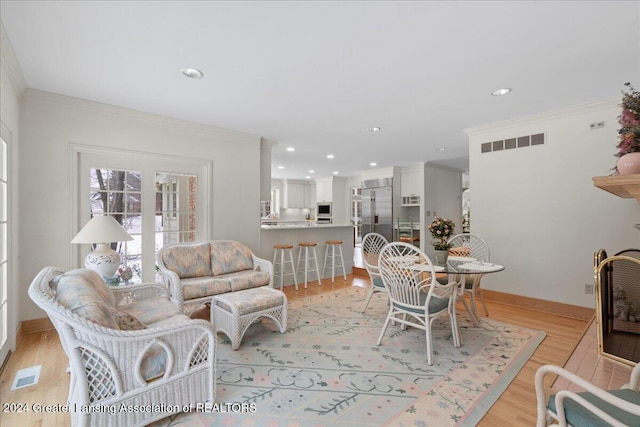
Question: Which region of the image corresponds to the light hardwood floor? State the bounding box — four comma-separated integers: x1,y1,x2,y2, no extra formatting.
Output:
0,274,629,426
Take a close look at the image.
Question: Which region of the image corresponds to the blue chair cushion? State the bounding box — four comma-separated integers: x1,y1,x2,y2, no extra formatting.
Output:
548,388,640,427
372,276,385,288
392,292,449,315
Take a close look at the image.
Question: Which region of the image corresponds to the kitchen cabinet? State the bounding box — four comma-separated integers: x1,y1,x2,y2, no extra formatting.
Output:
283,179,311,208
401,169,421,206
316,180,332,202
314,176,347,224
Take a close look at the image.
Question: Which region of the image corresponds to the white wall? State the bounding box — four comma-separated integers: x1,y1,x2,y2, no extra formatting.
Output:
18,90,263,321
467,98,640,307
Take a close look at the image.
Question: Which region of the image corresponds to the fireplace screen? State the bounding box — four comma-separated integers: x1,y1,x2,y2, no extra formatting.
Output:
595,249,640,365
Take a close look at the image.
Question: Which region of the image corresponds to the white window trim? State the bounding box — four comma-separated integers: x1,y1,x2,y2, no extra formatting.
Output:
69,144,213,280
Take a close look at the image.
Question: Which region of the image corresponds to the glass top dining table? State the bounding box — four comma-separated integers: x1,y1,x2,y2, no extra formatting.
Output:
407,256,505,327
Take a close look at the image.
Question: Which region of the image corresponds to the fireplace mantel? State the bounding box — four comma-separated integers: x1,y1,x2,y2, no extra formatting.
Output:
592,174,640,201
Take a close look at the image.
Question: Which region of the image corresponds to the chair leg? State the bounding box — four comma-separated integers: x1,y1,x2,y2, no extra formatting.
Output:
361,286,376,313
376,310,394,345
478,287,489,316
425,320,434,366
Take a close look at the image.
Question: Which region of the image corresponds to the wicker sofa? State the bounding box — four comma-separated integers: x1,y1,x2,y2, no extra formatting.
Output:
28,267,216,427
156,240,273,314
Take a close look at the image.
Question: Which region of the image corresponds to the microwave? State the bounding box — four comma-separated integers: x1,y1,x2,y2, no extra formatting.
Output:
317,202,332,218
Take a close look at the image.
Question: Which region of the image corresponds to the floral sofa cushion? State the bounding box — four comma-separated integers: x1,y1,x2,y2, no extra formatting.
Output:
220,270,271,292
119,296,183,325
54,269,119,329
181,276,231,300
210,241,254,276
161,242,211,279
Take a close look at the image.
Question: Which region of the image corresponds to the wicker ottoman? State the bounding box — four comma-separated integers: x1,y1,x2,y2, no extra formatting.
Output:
212,287,288,350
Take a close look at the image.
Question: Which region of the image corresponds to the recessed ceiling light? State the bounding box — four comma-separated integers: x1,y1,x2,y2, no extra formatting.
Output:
286,147,295,152
435,147,447,152
370,162,377,167
305,176,311,179
277,166,284,169
333,171,339,175
181,68,204,79
326,154,334,159
491,88,512,96
308,170,315,173
368,127,381,132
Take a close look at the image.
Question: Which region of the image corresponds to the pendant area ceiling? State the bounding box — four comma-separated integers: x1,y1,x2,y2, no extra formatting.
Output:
1,1,638,179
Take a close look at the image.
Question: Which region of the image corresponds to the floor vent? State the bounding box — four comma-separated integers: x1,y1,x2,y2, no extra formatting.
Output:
481,133,545,154
10,365,41,390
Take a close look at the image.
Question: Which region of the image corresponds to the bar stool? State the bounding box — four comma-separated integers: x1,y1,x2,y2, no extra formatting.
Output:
323,240,347,282
296,241,322,287
272,244,298,290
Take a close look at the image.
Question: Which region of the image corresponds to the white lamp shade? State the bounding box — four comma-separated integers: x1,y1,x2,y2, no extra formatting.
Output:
71,215,133,244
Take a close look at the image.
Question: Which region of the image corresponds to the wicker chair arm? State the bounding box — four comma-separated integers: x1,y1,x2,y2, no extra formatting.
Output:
112,282,168,306
535,364,640,427
155,254,185,310
67,319,216,398
253,254,274,287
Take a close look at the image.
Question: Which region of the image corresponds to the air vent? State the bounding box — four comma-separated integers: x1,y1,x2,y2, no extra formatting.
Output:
11,365,41,390
481,133,545,154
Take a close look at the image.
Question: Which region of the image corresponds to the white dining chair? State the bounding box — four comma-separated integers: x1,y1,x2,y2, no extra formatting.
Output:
376,242,461,365
447,233,491,318
360,232,389,313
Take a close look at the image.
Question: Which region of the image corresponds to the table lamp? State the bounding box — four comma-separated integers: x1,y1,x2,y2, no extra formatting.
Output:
71,215,133,278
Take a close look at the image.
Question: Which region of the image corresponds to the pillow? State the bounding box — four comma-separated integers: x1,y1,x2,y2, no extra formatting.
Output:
189,302,211,321
210,241,254,276
109,307,146,330
55,269,118,329
161,243,211,278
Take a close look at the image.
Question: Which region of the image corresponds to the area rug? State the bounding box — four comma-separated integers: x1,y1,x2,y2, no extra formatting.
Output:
151,287,545,427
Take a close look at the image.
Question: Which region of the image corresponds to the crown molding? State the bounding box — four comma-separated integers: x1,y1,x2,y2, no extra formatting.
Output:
22,88,261,143
1,21,26,94
464,97,620,137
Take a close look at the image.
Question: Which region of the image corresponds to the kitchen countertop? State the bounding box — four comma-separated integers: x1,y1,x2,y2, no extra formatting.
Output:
261,223,352,230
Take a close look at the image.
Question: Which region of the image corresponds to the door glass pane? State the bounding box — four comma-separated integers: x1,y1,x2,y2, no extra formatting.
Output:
89,168,142,283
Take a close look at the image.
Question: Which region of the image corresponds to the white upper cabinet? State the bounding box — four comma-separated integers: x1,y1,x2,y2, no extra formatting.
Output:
401,169,422,206
283,179,312,208
316,179,332,202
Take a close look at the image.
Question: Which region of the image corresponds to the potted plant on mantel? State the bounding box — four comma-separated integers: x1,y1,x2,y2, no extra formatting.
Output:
615,82,640,175
428,217,455,265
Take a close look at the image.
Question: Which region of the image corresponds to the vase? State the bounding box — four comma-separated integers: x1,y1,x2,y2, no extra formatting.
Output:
616,152,640,175
433,250,449,266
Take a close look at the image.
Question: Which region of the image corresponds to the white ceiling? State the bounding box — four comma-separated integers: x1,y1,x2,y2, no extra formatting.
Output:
1,1,639,180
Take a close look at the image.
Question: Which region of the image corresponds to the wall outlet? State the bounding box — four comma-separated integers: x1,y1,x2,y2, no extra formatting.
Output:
584,283,594,294
589,121,604,129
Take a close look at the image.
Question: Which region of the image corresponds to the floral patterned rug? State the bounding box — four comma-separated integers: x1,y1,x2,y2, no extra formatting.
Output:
152,286,545,427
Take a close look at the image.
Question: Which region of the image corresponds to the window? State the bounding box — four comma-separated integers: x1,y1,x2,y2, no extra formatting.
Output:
155,172,197,247
0,136,8,365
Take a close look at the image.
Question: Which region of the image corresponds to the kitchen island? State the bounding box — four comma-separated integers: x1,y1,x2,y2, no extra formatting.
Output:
259,224,354,287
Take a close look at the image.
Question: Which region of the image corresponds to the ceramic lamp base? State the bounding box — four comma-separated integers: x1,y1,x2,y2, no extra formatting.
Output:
84,243,121,278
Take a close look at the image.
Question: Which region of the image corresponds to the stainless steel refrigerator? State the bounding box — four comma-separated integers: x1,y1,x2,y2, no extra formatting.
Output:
361,178,393,242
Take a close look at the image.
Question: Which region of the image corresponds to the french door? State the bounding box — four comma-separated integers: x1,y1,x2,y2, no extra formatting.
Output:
0,132,10,367
74,146,212,283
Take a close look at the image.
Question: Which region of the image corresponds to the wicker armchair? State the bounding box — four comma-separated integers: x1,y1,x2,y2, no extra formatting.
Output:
28,267,216,427
535,363,640,426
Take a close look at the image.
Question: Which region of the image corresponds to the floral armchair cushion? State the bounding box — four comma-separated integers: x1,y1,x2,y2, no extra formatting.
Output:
210,240,254,276
160,242,211,279
54,269,119,329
